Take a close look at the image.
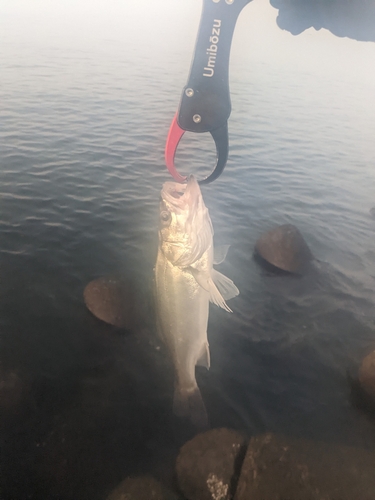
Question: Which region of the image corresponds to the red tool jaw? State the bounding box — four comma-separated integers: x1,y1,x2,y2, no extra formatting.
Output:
165,115,229,185
165,114,187,183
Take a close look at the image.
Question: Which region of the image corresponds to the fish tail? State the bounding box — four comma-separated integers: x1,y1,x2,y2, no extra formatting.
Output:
173,385,209,430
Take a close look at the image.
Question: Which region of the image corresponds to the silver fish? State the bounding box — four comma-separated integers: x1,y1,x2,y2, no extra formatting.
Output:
154,175,239,428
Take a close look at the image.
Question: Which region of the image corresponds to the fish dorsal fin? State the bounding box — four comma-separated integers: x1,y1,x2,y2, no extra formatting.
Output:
213,245,230,265
211,269,240,301
197,342,210,369
190,267,233,313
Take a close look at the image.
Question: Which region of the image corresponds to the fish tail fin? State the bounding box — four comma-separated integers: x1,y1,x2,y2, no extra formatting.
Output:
173,385,209,430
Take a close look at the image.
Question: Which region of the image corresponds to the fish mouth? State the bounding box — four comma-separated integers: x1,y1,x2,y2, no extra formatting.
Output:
161,176,200,208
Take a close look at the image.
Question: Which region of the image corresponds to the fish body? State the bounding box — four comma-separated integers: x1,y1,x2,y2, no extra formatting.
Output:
154,176,238,428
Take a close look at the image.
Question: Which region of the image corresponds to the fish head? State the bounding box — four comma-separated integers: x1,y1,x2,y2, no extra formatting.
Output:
159,175,213,267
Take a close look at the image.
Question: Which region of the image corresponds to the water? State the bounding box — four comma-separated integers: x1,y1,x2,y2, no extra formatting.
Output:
1,1,375,498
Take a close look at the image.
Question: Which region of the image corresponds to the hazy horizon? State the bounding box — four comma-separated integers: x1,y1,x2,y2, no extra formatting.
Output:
1,0,374,84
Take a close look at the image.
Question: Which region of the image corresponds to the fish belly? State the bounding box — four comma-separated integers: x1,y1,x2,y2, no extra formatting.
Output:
155,250,210,428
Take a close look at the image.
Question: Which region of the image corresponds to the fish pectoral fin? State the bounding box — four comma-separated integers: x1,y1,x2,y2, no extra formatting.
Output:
197,342,210,369
208,278,233,313
211,269,240,301
189,267,211,293
213,245,230,265
190,267,235,313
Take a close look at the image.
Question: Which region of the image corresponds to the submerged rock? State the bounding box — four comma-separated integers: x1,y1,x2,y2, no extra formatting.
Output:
83,275,137,330
254,224,313,274
235,433,375,500
106,476,180,500
176,428,247,500
358,350,375,401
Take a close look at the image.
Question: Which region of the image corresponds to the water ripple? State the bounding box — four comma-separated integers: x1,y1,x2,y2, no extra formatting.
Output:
1,34,375,488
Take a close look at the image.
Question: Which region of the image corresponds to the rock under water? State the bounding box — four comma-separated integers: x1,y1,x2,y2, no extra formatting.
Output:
358,350,375,402
176,428,247,500
106,476,180,500
173,429,375,500
83,275,138,330
254,224,313,274
235,432,375,500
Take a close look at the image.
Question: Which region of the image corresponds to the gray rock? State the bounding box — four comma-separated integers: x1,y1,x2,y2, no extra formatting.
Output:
83,274,137,329
235,432,375,500
358,350,375,400
176,428,247,500
106,476,180,500
255,224,313,273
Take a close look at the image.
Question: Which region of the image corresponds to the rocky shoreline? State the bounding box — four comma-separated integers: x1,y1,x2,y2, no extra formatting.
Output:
106,429,375,500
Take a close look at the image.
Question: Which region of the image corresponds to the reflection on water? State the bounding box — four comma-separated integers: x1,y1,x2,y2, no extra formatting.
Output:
1,0,375,498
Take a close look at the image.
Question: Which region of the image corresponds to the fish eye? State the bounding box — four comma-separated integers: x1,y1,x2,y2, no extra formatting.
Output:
160,210,171,223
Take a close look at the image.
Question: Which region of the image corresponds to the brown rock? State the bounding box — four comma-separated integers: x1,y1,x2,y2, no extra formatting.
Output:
235,433,375,500
255,224,313,273
176,428,247,500
83,275,137,329
358,350,375,399
106,476,180,500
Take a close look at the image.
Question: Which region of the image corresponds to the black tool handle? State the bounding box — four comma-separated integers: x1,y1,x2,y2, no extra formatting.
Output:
178,0,252,133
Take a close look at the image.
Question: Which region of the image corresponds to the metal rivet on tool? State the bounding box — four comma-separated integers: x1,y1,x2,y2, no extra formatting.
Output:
225,0,234,4
213,0,220,3
193,114,201,123
185,88,194,97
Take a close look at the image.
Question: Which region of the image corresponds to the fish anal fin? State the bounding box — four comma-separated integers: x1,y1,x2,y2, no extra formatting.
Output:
213,245,230,265
197,342,210,369
211,269,239,301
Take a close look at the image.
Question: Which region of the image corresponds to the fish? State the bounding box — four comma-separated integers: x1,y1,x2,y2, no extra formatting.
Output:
154,175,239,428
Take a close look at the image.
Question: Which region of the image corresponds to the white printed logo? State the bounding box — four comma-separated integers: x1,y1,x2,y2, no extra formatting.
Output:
203,19,222,78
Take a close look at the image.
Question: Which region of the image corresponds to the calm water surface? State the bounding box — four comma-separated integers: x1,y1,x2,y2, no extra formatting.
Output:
1,1,375,498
